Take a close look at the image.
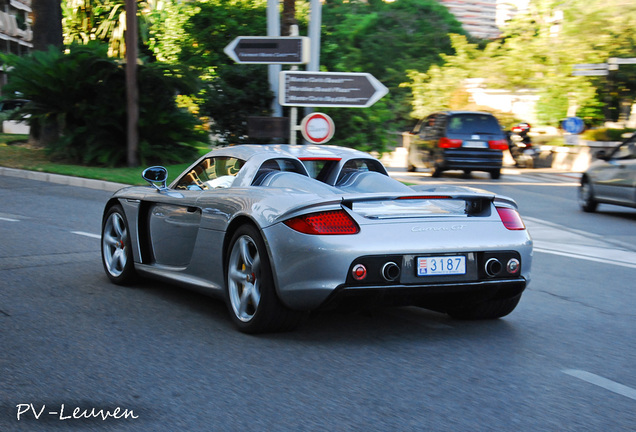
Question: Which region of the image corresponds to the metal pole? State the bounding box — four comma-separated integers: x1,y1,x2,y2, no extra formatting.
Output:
305,0,322,118
267,0,282,118
125,0,139,166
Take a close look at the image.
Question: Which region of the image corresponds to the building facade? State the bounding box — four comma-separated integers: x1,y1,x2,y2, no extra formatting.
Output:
440,0,529,39
0,0,32,55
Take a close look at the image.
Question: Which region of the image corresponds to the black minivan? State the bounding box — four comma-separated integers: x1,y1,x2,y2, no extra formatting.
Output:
408,111,508,179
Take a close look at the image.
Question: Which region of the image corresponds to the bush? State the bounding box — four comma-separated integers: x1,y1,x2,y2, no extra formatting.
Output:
581,128,635,142
1,43,207,167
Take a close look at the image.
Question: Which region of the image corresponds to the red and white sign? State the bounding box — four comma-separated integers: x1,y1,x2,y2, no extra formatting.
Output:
300,112,335,144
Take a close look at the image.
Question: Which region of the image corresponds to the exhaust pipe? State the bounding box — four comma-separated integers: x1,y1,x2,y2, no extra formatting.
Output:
382,262,401,282
485,258,502,277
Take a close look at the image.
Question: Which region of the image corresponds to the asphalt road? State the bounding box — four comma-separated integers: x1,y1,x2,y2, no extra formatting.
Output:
1,170,635,431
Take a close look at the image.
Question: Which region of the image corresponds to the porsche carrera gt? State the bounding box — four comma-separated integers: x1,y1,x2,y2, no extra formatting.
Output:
101,144,532,333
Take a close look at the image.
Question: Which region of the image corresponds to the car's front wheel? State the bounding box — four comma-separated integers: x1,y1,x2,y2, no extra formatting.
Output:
226,225,305,333
579,178,598,212
101,205,136,284
447,294,521,320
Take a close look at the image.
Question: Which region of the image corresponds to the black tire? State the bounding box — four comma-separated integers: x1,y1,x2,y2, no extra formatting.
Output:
407,164,416,173
431,166,443,178
489,169,501,180
101,205,136,285
579,178,598,213
448,294,522,320
225,225,305,333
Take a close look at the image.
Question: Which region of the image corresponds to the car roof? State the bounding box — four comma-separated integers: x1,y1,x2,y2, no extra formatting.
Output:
200,144,372,161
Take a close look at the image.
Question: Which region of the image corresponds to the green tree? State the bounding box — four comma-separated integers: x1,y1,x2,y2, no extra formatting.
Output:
1,44,205,167
177,0,274,143
63,0,168,58
319,0,465,150
404,0,636,126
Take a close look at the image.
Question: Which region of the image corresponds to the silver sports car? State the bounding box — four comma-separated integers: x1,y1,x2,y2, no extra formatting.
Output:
101,144,532,333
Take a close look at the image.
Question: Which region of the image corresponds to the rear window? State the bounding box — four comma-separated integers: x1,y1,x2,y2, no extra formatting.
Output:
446,114,502,135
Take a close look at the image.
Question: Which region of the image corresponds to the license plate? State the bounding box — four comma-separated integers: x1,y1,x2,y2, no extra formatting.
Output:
417,256,466,276
463,141,487,148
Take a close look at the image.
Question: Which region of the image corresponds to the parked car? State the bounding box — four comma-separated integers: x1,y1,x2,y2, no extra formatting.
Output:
0,98,29,112
408,111,509,179
579,134,636,212
101,144,532,333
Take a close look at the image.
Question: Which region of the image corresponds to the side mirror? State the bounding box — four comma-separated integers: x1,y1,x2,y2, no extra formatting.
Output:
142,166,168,191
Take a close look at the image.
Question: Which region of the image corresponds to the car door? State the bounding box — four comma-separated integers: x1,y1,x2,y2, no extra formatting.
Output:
146,190,203,268
144,156,246,268
594,138,636,204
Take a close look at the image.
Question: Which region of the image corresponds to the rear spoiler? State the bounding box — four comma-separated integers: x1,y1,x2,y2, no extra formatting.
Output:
272,190,518,225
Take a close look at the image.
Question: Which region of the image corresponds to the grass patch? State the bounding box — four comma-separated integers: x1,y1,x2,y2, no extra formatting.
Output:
0,137,210,185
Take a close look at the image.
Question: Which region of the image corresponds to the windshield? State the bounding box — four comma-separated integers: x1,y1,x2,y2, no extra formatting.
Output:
447,114,502,135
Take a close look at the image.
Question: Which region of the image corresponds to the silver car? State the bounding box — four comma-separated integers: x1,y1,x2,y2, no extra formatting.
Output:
580,135,636,212
101,144,532,333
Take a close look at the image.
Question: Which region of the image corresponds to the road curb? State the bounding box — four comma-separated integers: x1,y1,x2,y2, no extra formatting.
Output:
0,166,128,192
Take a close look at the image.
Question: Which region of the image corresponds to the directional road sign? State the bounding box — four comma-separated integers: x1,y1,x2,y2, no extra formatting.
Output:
573,63,609,70
224,36,310,64
572,70,609,76
279,71,389,108
572,63,609,76
609,57,636,65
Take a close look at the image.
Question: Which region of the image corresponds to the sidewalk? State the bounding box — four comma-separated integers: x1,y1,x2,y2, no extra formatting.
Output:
0,166,127,192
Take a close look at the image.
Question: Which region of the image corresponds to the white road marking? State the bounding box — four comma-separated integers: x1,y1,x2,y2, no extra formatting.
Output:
525,217,636,269
563,369,636,401
72,231,101,239
0,217,19,222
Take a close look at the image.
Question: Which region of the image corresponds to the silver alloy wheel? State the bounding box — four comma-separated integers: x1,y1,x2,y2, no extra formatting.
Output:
579,180,597,212
580,182,591,204
227,235,262,322
102,211,129,277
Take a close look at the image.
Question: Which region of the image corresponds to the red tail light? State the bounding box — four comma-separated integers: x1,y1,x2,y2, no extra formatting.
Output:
397,196,452,200
284,210,360,235
439,137,463,148
489,139,509,150
496,207,525,230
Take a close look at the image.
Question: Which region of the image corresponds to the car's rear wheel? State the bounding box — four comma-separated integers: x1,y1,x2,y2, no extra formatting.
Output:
448,294,521,320
101,205,136,284
489,169,501,179
579,178,598,213
226,225,305,333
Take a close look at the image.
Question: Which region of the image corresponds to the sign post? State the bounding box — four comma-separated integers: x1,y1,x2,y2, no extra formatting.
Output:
224,36,310,65
572,63,609,76
280,71,388,108
562,116,585,145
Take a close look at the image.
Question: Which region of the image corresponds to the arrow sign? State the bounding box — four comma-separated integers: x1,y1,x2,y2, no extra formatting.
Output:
572,70,609,76
280,71,389,108
224,36,309,64
609,57,636,65
573,63,608,70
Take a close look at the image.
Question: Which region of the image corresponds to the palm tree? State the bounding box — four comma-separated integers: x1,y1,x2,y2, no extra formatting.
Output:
32,0,64,51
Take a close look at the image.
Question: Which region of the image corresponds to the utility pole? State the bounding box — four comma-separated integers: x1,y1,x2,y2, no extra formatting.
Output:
125,0,139,167
305,0,322,118
267,0,282,118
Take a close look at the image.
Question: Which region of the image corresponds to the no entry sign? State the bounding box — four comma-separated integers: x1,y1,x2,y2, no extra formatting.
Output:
301,113,335,144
